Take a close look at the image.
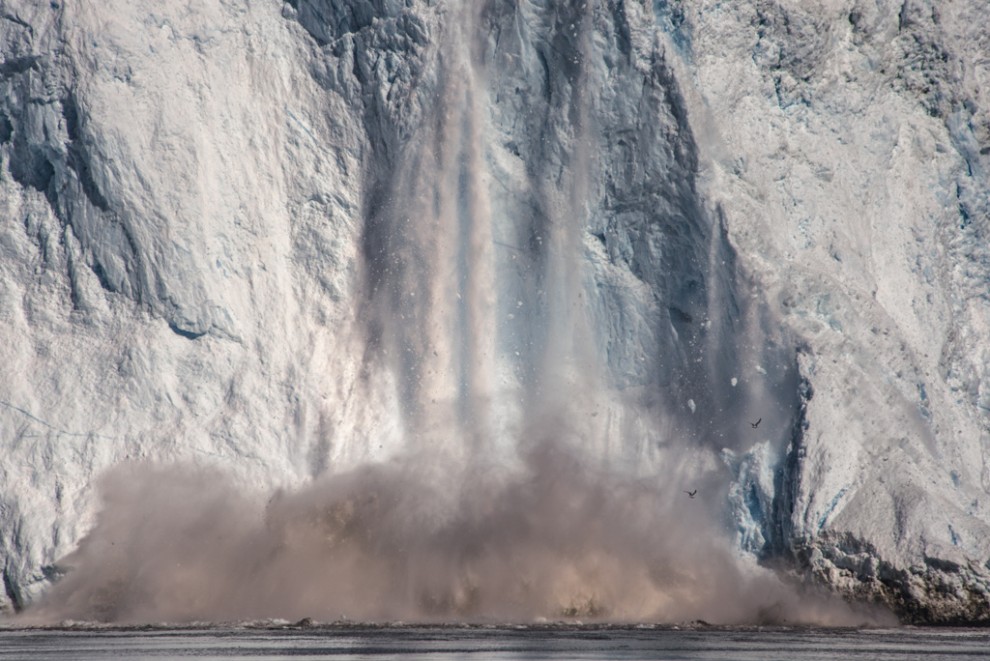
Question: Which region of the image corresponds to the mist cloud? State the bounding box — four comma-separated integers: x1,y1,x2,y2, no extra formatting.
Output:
24,439,890,626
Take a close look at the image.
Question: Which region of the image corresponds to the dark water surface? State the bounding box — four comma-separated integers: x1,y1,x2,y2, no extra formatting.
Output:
1,624,987,660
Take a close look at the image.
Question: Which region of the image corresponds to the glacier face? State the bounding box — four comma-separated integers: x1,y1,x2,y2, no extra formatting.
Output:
0,0,988,623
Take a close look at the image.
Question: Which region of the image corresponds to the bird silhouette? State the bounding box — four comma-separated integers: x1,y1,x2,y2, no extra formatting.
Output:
751,418,761,428
684,490,697,499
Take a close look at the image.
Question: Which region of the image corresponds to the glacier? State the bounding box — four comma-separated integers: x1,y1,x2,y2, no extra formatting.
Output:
0,0,989,624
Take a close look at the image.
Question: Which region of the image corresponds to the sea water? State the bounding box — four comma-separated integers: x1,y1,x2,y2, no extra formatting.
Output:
1,624,987,660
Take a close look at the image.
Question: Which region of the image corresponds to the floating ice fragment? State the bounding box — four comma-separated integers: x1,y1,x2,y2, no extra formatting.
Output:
731,377,738,387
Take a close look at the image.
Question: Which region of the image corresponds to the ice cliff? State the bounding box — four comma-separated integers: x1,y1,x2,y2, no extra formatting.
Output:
1,0,989,624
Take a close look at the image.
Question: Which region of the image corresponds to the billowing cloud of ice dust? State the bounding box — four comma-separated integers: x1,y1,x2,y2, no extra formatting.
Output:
24,443,887,625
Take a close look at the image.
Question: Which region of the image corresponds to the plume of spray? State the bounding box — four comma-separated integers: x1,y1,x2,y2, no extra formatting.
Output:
21,2,893,626
24,453,881,625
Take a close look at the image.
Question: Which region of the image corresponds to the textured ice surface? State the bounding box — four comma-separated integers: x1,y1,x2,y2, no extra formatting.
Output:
1,0,989,623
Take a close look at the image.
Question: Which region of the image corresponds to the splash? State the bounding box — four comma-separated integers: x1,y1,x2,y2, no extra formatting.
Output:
25,453,882,625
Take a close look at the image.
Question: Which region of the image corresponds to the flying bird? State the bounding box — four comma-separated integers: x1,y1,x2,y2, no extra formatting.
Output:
751,418,761,428
684,490,697,499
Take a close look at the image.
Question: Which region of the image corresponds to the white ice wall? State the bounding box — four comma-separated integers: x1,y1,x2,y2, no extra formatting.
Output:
684,0,990,621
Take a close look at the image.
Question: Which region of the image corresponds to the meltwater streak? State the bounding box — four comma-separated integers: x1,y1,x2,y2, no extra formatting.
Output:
19,4,890,627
